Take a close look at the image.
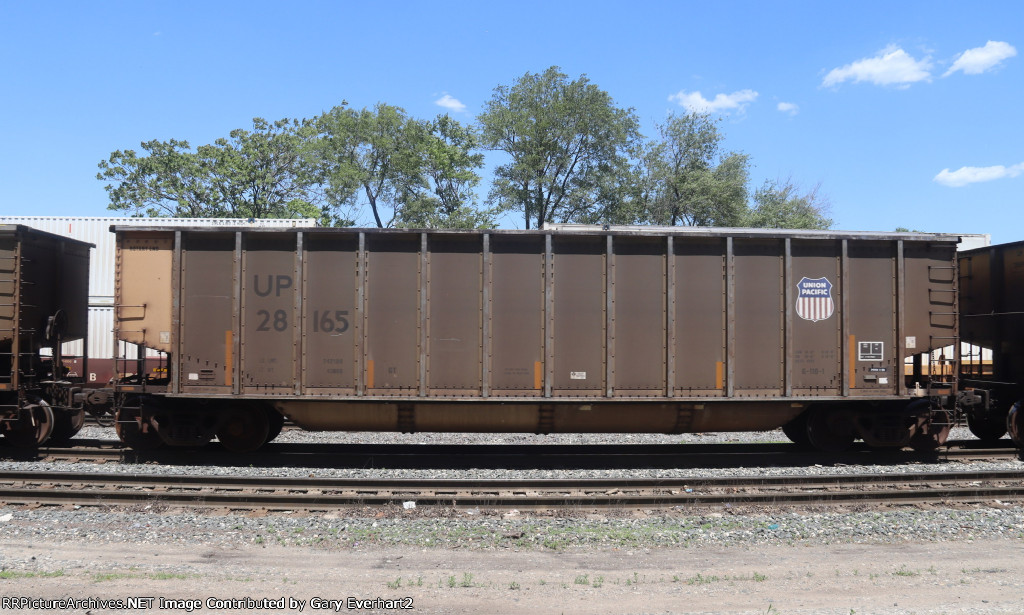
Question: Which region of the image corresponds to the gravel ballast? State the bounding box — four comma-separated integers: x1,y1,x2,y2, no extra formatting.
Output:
0,426,1021,557
2,427,1023,615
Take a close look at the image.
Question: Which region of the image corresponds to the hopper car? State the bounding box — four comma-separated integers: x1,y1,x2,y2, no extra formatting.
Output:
0,225,92,445
2,224,1018,453
958,240,1024,444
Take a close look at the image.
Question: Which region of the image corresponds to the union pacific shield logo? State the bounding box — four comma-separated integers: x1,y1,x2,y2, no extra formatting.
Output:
796,277,834,322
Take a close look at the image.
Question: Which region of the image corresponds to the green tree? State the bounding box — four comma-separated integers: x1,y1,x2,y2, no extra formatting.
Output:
744,179,833,229
314,105,488,229
98,138,215,217
98,118,322,220
637,112,750,227
395,115,493,228
313,103,425,228
478,66,641,229
199,118,322,219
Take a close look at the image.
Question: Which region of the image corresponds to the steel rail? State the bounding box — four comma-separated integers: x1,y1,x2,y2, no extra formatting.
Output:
13,440,1021,466
2,469,1024,510
6,468,1024,489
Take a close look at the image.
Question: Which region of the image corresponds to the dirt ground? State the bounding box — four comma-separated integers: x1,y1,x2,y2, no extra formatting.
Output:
2,538,1023,614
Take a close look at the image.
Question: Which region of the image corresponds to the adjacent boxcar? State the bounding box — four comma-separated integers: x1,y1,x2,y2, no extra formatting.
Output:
110,226,960,452
0,225,92,445
959,240,1024,443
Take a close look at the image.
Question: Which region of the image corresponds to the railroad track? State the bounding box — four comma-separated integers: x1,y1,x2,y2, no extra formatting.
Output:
1,469,1024,511
4,439,1019,468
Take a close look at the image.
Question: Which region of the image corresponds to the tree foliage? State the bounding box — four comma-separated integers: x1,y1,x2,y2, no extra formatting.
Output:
100,108,487,228
202,118,322,220
744,179,833,229
98,70,835,232
313,103,422,227
478,66,640,229
396,115,493,228
97,118,323,220
635,113,750,227
310,103,489,228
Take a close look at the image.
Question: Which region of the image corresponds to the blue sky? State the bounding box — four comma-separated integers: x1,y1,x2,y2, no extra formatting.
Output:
1,1,1021,243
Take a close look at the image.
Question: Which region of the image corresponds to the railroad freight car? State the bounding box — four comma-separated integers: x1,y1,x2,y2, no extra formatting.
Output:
959,240,1024,444
108,226,961,453
0,216,320,386
0,225,92,446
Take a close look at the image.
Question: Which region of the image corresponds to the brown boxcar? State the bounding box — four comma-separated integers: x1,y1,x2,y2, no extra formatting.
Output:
0,224,92,445
959,240,1024,442
111,226,961,452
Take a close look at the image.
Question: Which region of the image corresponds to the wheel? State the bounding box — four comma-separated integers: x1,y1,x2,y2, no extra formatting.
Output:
781,412,811,447
909,409,952,452
967,411,1007,442
264,408,285,444
4,401,55,447
115,397,164,450
806,406,855,452
217,406,270,453
48,407,86,446
1008,400,1024,447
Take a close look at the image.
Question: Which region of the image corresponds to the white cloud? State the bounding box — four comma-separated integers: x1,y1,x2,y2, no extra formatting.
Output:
933,162,1024,187
777,102,799,116
943,40,1017,77
822,46,932,88
668,89,758,114
434,94,467,112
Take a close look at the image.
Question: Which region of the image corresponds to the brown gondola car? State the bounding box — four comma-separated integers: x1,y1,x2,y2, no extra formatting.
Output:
959,240,1024,443
109,225,961,452
0,225,92,446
